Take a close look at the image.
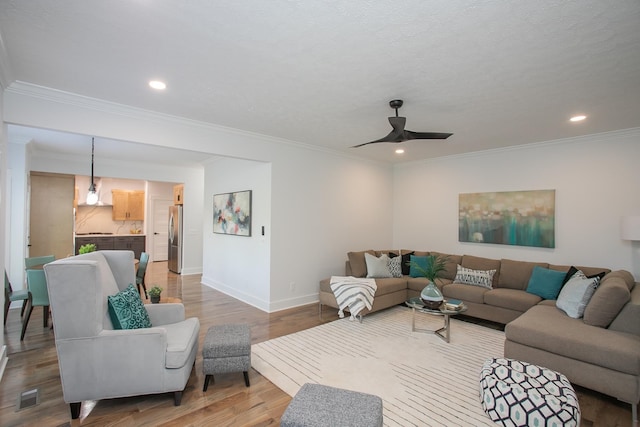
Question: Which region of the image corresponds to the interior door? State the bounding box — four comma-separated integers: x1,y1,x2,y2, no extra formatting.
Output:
151,198,172,261
29,172,75,259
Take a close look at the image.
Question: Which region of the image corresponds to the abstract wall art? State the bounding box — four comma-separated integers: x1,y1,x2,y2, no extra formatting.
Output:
213,190,252,236
459,189,555,248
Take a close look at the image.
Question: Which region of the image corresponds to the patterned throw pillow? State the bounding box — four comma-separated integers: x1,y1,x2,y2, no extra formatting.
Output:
453,265,496,289
107,284,152,329
388,256,403,278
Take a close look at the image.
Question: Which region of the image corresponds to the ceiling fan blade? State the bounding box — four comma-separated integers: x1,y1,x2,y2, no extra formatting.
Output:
351,129,404,148
404,131,453,140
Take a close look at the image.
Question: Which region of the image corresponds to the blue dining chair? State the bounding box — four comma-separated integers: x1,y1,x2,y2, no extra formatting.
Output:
136,252,150,298
21,268,51,340
4,270,30,327
25,255,55,269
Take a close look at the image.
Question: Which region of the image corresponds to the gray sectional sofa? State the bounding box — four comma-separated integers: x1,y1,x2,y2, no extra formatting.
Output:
319,249,640,421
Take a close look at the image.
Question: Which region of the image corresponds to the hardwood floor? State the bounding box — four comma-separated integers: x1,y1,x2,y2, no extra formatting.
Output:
1,262,633,426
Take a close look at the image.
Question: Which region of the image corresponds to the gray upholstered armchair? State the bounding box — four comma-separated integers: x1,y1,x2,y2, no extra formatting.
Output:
43,250,200,419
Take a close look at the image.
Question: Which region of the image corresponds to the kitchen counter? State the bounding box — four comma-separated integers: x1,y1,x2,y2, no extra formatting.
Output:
75,234,146,258
75,233,146,237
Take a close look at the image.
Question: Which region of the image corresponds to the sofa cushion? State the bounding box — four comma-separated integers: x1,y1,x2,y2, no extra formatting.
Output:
387,256,403,278
583,271,633,328
364,253,392,278
375,250,399,258
505,304,640,376
562,265,607,285
409,255,429,278
549,264,611,279
107,284,152,329
453,265,496,289
372,278,408,296
347,250,375,278
399,250,415,275
430,252,462,280
556,270,600,319
442,282,488,304
461,255,501,286
526,266,566,300
499,259,549,290
407,277,452,293
484,288,542,312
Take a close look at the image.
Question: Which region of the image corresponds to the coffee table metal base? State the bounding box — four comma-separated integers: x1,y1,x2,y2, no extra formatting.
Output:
410,307,453,343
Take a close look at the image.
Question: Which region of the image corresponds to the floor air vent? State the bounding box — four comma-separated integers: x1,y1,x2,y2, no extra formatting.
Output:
16,388,39,411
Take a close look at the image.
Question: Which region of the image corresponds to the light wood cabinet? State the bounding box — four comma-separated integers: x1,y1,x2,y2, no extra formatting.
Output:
173,184,184,205
112,190,145,221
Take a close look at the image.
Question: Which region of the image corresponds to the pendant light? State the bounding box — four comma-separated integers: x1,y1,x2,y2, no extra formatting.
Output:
86,137,99,205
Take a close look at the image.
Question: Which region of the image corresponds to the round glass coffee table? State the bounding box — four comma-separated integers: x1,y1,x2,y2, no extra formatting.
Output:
405,297,467,343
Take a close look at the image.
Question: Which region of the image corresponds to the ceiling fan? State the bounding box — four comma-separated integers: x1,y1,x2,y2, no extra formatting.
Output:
352,99,453,148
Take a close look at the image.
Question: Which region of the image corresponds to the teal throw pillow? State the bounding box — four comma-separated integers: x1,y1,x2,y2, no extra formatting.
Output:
409,255,430,278
526,266,566,300
108,284,152,329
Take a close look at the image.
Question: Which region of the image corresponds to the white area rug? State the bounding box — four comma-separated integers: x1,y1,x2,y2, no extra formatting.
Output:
252,305,505,426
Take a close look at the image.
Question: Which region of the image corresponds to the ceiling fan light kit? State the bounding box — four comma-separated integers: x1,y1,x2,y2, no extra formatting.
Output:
353,99,453,148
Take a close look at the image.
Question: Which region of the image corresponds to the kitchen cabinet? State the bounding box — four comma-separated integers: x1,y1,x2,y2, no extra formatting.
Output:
173,184,184,205
75,235,145,259
75,236,115,254
114,236,145,259
112,190,145,221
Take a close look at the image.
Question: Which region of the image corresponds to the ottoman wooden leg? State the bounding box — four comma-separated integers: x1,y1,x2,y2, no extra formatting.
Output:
203,374,214,392
243,371,250,387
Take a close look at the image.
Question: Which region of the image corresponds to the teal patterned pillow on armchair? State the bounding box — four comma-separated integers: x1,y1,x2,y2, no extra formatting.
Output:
107,284,152,329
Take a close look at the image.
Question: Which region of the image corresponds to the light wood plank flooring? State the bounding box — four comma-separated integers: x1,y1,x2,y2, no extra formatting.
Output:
1,262,633,426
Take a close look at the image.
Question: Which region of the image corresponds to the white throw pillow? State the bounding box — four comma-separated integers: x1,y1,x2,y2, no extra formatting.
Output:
388,256,403,278
364,253,392,278
556,270,600,318
453,265,496,289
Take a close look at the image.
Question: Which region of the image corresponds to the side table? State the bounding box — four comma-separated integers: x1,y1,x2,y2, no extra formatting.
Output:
406,297,467,343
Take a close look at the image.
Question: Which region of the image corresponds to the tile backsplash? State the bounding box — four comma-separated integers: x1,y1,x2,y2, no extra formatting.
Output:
76,205,144,235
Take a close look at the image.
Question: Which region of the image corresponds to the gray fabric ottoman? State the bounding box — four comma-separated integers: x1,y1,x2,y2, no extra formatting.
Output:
281,383,384,427
202,323,251,391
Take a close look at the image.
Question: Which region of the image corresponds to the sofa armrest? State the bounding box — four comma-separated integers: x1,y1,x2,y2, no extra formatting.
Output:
144,303,186,326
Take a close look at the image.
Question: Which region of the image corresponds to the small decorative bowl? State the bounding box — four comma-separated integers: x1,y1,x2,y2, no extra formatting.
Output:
421,299,443,310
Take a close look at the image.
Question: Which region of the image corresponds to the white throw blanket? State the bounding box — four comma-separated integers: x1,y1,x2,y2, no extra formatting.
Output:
330,276,377,320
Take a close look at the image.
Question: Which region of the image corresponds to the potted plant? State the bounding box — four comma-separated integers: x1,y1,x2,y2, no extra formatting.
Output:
148,286,163,304
79,243,97,254
409,254,449,309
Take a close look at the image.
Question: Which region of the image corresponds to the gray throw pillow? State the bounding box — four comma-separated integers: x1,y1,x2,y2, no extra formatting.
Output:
364,253,392,278
556,270,600,319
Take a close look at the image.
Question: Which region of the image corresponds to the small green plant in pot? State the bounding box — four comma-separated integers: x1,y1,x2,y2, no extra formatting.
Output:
79,243,97,254
148,286,163,304
409,254,449,310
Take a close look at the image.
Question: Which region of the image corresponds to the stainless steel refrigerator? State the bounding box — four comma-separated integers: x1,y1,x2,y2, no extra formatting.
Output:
168,205,183,273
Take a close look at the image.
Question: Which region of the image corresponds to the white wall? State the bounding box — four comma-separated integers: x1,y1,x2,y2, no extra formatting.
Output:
202,158,272,309
393,129,640,279
202,143,394,312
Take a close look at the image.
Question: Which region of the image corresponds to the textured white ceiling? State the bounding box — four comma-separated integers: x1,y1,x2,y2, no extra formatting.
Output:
1,0,639,164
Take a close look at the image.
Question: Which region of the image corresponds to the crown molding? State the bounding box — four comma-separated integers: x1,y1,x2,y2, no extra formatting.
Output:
396,127,640,169
5,82,388,167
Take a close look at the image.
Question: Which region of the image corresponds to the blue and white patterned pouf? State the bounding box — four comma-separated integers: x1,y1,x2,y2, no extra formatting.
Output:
479,358,580,427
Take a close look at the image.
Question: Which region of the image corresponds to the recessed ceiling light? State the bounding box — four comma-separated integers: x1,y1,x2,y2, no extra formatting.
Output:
395,149,405,154
149,80,166,90
569,115,586,122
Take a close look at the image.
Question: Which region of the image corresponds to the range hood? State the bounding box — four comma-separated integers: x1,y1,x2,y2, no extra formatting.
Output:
76,176,113,206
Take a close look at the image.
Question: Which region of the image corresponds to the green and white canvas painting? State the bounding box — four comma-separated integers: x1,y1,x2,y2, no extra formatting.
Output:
459,189,555,248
